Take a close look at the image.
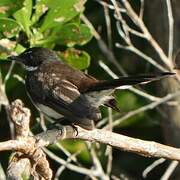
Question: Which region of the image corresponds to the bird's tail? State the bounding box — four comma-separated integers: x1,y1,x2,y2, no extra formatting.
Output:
85,72,174,92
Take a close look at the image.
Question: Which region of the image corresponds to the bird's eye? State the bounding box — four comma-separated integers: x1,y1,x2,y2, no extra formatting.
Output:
29,54,33,60
23,51,33,60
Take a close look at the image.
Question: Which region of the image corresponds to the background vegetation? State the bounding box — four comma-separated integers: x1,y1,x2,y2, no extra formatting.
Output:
0,0,180,179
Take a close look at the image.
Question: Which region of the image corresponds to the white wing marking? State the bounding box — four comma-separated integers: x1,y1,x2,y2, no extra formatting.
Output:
37,104,63,119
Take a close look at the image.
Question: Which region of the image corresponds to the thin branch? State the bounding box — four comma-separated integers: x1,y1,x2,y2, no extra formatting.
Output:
165,0,174,60
139,0,144,19
0,163,6,180
89,145,109,180
54,152,79,180
13,74,25,84
142,158,166,178
98,60,167,102
4,61,15,84
103,2,113,49
94,0,126,13
112,90,180,127
120,0,173,68
106,108,113,176
110,0,169,72
0,73,9,106
115,43,168,72
44,148,97,178
160,161,179,180
56,143,80,165
80,14,126,75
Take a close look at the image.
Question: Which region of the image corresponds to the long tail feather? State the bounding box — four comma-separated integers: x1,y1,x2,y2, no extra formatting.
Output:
85,72,175,92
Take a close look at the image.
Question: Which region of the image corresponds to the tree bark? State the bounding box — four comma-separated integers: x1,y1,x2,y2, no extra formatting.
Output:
145,0,180,178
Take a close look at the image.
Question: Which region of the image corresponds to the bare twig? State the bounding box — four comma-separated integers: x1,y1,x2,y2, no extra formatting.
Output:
103,2,113,49
56,143,80,165
54,153,78,180
0,72,9,106
112,90,180,128
165,0,174,60
89,145,109,180
99,60,176,103
120,0,172,68
44,147,97,178
142,158,166,178
4,61,15,84
99,61,160,102
160,161,179,180
80,14,126,75
139,0,144,19
115,43,168,72
7,99,53,180
94,0,126,13
106,108,113,176
0,163,6,180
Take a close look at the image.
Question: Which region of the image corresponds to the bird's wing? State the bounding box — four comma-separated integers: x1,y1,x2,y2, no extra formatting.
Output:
43,79,99,129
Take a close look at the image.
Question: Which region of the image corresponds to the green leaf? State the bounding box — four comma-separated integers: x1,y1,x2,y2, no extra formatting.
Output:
0,0,24,18
13,0,32,36
14,43,26,54
0,0,16,6
40,0,86,32
59,48,90,70
0,17,20,38
55,23,92,47
31,2,48,25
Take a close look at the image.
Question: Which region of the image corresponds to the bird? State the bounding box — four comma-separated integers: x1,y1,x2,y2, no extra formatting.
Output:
8,47,174,130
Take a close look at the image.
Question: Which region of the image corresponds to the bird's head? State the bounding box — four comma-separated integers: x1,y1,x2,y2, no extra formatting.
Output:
8,47,59,71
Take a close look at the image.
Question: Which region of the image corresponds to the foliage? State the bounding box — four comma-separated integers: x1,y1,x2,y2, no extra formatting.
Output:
0,0,92,69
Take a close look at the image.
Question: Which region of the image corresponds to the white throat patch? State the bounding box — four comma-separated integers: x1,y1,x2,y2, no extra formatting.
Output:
24,65,38,71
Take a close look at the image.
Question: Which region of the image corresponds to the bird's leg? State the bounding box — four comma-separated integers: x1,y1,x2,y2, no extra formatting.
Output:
48,118,79,136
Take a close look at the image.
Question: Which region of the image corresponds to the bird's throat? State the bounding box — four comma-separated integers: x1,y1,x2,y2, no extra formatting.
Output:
23,65,38,71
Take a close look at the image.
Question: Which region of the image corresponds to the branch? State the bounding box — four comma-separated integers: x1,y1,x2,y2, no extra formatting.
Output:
26,126,180,162
2,125,180,162
77,128,180,161
165,0,174,60
1,99,180,179
6,100,52,180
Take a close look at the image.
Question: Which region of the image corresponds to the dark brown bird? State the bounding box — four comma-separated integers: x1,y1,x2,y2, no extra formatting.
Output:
8,47,174,130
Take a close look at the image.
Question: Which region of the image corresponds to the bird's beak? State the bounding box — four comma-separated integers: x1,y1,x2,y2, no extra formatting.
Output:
7,55,22,63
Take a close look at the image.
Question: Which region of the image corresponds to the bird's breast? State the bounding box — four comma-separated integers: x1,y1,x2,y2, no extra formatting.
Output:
37,103,63,119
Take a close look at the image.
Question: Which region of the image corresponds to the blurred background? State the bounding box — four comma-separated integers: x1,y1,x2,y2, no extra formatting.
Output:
0,0,180,179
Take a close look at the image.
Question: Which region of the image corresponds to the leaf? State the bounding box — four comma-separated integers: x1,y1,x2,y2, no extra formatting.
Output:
59,48,90,70
14,43,26,54
0,0,17,6
0,17,20,38
55,23,92,47
31,1,48,25
13,0,32,36
0,0,24,18
40,0,86,32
